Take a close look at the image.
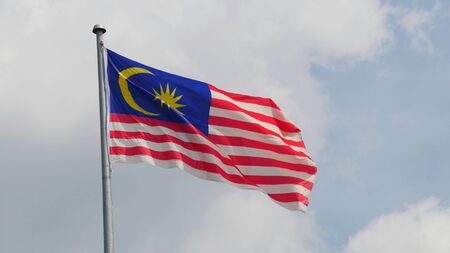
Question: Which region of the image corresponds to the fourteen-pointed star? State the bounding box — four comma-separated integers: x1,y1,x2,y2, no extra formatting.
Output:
152,83,186,115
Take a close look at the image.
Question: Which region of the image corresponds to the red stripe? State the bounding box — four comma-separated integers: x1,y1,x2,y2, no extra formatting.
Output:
229,155,317,175
110,114,203,135
268,192,309,205
246,175,313,190
110,146,313,190
110,130,235,167
208,134,308,157
111,146,249,185
209,84,280,109
209,116,304,148
111,113,312,163
111,130,315,175
111,113,305,150
211,98,299,133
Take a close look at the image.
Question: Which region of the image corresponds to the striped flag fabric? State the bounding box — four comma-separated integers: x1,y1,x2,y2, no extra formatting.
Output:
106,49,317,211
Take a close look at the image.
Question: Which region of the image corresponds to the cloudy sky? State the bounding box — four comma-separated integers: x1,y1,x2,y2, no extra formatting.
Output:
1,0,449,252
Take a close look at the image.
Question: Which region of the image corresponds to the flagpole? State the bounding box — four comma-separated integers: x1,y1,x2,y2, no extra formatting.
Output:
92,24,114,253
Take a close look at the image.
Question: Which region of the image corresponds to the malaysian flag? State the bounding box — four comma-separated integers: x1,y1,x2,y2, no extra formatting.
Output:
106,49,317,211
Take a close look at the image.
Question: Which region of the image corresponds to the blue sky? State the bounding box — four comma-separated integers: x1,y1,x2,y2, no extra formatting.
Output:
314,3,450,244
1,0,449,252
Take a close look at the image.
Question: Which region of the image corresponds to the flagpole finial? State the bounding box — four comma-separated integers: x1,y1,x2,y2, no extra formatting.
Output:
93,24,106,34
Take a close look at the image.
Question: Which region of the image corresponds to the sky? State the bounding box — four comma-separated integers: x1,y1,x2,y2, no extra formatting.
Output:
1,0,449,252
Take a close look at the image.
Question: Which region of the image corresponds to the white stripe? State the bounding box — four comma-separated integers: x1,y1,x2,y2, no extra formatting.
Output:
111,137,314,183
111,154,256,190
210,107,301,141
110,138,241,175
258,184,311,195
238,165,315,181
209,125,305,152
111,155,311,198
110,120,315,203
110,121,219,149
111,121,305,153
271,199,308,212
112,154,265,191
211,90,293,123
110,123,309,174
216,145,316,167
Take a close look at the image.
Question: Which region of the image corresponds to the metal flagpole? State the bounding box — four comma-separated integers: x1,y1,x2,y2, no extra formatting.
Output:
92,24,114,253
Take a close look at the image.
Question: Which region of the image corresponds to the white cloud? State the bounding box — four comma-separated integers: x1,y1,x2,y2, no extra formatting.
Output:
179,190,328,253
0,0,391,150
133,194,450,253
400,9,432,33
343,198,450,253
398,8,434,52
289,0,391,63
177,196,450,253
0,1,422,252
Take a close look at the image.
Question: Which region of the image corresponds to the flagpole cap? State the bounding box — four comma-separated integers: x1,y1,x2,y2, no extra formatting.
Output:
92,24,106,34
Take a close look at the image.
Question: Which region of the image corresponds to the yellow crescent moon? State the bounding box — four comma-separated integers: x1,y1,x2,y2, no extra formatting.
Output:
118,67,159,116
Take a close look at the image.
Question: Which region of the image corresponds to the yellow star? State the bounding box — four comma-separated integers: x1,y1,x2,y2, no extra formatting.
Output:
152,83,186,115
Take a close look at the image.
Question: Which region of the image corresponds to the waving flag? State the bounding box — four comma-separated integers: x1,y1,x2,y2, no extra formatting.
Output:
106,49,317,211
